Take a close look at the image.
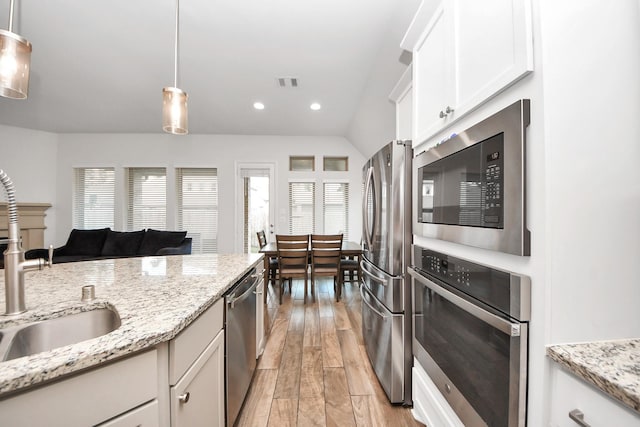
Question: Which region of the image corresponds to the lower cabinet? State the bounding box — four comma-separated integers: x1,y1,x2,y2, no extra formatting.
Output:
548,366,640,427
170,329,225,427
0,349,158,427
97,400,159,427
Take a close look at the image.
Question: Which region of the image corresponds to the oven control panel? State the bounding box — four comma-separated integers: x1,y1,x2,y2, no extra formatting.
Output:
412,245,530,320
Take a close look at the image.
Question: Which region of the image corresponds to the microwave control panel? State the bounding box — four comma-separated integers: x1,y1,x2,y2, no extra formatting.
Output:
480,133,504,227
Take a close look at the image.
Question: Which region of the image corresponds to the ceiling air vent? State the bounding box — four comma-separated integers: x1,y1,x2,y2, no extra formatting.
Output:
277,77,298,88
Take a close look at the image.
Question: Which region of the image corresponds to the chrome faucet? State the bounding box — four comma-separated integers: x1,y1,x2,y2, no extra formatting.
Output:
1,169,52,315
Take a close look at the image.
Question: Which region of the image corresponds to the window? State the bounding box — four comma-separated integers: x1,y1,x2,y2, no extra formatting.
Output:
73,168,115,229
323,156,348,171
177,168,218,254
323,182,349,240
289,181,315,234
289,156,315,171
126,168,166,231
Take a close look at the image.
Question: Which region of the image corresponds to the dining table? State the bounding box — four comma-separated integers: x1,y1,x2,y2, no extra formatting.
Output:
258,240,363,301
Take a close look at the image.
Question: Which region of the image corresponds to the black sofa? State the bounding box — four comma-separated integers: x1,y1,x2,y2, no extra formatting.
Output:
23,228,192,265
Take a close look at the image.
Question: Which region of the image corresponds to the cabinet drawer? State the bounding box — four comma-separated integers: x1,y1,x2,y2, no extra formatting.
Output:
97,400,159,427
0,349,157,427
169,298,223,384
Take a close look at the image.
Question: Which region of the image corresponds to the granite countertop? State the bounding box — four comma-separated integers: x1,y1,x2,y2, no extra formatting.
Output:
547,339,640,413
0,253,263,396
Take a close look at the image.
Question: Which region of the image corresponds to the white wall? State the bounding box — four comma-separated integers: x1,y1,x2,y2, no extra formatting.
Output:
0,125,58,243
54,133,365,252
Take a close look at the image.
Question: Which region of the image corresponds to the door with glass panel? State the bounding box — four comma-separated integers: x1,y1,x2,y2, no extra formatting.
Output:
237,165,275,254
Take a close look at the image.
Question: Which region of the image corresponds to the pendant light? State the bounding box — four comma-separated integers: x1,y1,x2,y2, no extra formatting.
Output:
162,0,188,134
0,0,31,99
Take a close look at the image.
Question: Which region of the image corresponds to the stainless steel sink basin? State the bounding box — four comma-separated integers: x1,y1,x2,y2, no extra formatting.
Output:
0,308,121,361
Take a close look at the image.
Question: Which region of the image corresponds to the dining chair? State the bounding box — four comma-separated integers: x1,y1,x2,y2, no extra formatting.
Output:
275,234,310,304
340,255,359,284
256,230,278,285
310,234,343,302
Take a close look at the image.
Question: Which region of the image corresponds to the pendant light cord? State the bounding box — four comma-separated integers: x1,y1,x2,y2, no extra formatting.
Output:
8,0,15,32
173,0,179,88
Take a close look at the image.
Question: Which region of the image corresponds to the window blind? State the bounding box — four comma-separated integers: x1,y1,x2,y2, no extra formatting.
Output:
177,168,218,254
289,181,315,234
323,182,349,240
73,168,115,229
126,168,166,231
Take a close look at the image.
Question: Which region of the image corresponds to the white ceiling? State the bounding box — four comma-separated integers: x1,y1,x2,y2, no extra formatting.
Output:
0,0,404,136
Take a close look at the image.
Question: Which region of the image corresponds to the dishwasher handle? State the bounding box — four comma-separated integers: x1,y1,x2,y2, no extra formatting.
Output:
227,278,258,309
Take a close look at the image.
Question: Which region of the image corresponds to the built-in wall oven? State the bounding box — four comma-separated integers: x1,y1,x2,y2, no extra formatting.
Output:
408,245,530,426
413,99,530,256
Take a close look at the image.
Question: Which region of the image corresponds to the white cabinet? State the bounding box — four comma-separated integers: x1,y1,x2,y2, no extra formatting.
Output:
170,329,225,427
169,299,225,427
256,278,265,358
389,65,413,141
97,400,159,427
402,0,533,144
0,350,158,427
548,366,640,427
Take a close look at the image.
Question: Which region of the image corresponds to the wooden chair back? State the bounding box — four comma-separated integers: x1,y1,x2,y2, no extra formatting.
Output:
310,234,343,274
276,234,309,275
256,230,268,249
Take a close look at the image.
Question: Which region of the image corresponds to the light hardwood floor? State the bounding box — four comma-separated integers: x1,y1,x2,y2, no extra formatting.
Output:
236,278,424,427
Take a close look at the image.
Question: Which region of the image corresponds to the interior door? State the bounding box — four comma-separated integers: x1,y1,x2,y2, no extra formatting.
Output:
236,164,275,253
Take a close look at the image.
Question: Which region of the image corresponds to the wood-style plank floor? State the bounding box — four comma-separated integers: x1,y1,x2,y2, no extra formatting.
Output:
236,278,424,427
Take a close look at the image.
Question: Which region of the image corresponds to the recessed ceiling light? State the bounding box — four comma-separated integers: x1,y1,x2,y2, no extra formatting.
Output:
253,102,265,110
310,102,321,111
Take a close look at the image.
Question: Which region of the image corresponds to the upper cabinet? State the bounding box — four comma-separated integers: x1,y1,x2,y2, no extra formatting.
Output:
401,0,533,145
389,65,413,141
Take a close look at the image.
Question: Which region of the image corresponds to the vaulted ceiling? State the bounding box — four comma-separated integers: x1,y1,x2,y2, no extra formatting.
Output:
0,0,416,137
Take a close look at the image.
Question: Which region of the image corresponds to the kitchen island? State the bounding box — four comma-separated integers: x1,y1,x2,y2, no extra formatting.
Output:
0,253,263,426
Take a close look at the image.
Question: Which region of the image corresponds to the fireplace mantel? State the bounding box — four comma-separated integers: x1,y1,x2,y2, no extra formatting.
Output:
0,203,52,250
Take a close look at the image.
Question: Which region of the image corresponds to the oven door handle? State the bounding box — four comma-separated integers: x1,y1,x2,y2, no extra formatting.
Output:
408,267,521,336
359,285,386,318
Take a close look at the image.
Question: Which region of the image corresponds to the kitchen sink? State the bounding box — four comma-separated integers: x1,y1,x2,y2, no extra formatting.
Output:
0,307,121,361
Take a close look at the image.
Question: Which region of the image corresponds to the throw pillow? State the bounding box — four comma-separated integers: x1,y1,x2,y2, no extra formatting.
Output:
64,228,110,256
138,229,187,256
101,230,145,257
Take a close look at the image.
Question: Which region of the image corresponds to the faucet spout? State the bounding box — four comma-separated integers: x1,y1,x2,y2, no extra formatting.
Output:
1,169,50,316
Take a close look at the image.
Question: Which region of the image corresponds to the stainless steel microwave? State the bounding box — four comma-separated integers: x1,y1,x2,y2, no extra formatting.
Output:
413,99,530,256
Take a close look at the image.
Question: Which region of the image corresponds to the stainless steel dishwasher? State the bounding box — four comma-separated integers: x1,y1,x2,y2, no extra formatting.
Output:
225,268,259,427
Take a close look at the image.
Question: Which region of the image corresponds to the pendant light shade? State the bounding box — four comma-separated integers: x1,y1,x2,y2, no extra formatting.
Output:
162,0,188,135
162,86,188,134
0,0,31,100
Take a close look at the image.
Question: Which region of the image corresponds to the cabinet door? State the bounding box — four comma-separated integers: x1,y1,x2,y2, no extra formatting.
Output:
171,329,225,427
96,400,159,427
413,4,453,144
452,0,533,114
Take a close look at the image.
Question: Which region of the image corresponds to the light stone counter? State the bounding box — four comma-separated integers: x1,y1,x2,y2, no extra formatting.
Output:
0,253,262,396
547,339,640,413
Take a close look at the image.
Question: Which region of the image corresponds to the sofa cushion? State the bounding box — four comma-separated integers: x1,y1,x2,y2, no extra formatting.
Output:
101,230,145,257
64,228,110,256
138,229,188,256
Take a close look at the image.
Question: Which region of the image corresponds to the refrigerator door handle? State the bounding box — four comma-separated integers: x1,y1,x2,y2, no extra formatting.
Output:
362,166,374,250
361,263,389,286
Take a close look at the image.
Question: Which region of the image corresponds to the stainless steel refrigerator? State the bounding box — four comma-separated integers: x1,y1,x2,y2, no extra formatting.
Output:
360,140,412,405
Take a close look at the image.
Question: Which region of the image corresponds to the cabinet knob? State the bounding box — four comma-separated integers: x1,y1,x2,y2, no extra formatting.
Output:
445,105,454,114
439,110,446,118
178,392,190,404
